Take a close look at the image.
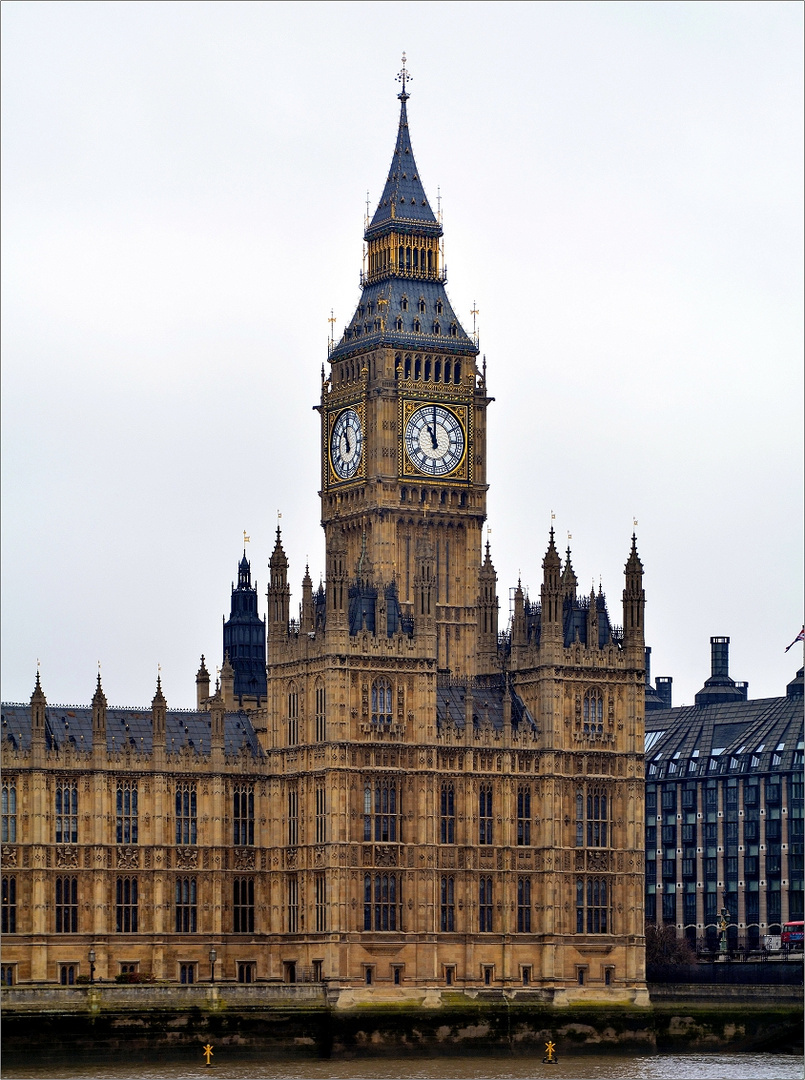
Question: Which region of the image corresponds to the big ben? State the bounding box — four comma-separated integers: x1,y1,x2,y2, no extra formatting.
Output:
321,59,489,677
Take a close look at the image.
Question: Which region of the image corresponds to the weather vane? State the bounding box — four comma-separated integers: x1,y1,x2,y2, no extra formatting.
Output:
396,53,411,100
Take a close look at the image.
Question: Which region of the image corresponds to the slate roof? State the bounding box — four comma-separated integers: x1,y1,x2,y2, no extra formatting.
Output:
436,676,537,734
329,93,477,364
365,97,440,239
644,674,803,779
1,703,264,759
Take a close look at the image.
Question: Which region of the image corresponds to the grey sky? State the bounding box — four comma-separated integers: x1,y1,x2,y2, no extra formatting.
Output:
2,0,802,709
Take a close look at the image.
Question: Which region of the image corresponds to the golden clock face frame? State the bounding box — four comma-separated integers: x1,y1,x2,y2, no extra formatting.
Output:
400,400,470,480
327,403,365,485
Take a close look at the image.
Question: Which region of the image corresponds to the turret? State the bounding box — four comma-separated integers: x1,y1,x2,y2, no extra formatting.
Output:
196,655,210,710
223,551,267,704
587,585,598,649
325,522,348,641
30,670,47,766
267,527,291,649
477,540,499,672
414,523,436,648
221,652,235,710
300,565,314,634
91,672,107,764
210,680,225,762
540,528,562,643
151,675,167,764
622,534,645,660
561,547,577,604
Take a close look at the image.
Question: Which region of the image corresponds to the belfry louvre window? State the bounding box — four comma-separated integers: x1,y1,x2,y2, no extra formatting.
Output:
287,876,299,933
364,873,402,931
175,783,197,845
372,678,393,724
517,786,531,845
2,781,16,843
116,877,138,932
233,877,254,933
55,781,78,844
288,785,299,846
2,876,16,934
315,784,326,844
315,872,327,932
233,784,254,846
479,784,493,845
576,877,610,934
576,787,609,847
55,876,78,932
440,783,455,844
583,688,604,733
479,876,493,932
116,783,138,844
315,682,326,741
517,877,531,932
287,685,299,745
364,780,401,842
175,878,197,932
440,875,455,931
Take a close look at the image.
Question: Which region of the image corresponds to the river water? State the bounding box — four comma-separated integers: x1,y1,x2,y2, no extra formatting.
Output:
2,1055,802,1080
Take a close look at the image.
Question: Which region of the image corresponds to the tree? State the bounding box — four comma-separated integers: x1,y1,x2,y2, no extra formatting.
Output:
645,924,697,964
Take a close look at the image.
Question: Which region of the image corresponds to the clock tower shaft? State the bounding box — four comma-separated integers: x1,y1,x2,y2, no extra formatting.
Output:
321,84,491,677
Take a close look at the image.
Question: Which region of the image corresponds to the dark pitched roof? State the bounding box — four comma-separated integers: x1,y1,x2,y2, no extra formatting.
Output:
644,693,803,779
365,97,440,240
1,703,264,759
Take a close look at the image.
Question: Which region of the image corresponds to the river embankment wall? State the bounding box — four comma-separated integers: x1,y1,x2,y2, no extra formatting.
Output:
2,982,802,1061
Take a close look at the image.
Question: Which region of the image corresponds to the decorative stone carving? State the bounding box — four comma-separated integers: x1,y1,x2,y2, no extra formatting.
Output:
117,846,139,869
234,847,256,871
175,847,198,870
1,846,17,868
56,845,79,868
375,846,397,867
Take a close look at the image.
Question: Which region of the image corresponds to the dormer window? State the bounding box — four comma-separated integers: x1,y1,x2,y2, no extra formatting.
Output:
433,322,441,335
413,319,421,333
396,318,403,331
436,301,443,315
450,323,457,338
401,297,408,311
419,299,426,314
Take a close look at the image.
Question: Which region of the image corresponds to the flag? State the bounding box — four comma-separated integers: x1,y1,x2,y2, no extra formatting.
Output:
785,626,805,653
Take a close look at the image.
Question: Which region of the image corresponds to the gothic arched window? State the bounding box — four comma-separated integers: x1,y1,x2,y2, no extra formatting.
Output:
583,688,604,734
371,678,393,724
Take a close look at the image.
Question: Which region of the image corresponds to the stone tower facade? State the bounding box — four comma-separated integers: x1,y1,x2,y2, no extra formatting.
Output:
0,75,647,1005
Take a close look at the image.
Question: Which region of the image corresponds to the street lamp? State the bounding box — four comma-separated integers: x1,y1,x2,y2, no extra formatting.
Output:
88,948,96,985
209,946,217,984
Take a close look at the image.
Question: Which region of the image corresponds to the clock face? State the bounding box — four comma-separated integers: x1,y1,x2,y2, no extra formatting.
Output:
404,404,465,476
330,407,363,480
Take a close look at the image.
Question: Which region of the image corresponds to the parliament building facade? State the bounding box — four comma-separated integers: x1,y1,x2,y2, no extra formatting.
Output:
1,81,648,1005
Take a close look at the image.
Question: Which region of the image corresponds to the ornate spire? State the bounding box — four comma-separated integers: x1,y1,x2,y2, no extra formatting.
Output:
92,671,107,708
152,673,166,707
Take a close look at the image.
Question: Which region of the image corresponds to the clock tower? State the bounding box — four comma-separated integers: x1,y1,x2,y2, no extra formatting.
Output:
321,62,490,676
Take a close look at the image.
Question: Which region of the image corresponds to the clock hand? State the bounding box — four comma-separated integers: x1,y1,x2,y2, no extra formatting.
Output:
425,424,438,450
344,429,351,455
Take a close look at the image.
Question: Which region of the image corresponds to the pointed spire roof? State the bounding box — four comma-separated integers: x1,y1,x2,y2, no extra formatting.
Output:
329,64,476,364
92,671,107,707
31,669,46,704
542,527,561,571
270,525,288,568
561,547,577,587
625,533,643,576
152,674,166,707
197,654,209,679
366,94,440,240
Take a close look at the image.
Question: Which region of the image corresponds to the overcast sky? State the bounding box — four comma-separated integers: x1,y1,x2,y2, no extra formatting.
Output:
2,0,802,710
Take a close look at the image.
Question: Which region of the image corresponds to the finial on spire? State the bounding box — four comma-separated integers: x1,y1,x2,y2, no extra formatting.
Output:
396,52,411,101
